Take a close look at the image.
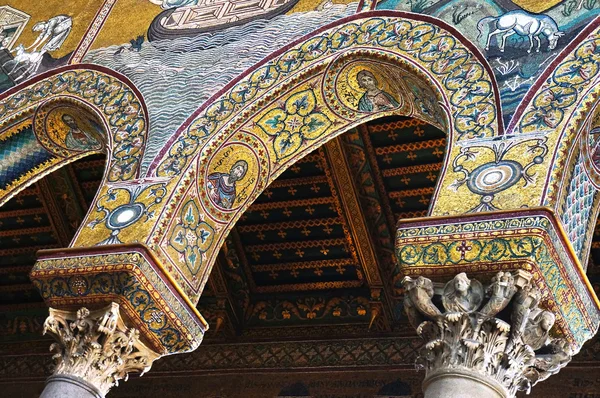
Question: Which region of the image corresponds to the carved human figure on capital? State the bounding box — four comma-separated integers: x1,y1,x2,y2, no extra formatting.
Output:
402,275,442,329
523,308,556,350
479,271,517,317
442,272,484,313
207,159,248,209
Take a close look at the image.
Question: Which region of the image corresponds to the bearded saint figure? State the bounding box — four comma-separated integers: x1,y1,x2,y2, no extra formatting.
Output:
356,70,399,112
207,160,248,209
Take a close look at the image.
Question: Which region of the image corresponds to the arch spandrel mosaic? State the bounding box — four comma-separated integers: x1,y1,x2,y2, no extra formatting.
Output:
1,0,600,360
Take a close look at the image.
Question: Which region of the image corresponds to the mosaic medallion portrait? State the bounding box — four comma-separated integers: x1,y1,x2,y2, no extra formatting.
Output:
203,142,261,213
33,100,106,157
333,60,404,114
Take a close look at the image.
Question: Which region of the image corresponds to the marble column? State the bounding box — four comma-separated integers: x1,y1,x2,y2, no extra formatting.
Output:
39,302,160,398
402,271,574,398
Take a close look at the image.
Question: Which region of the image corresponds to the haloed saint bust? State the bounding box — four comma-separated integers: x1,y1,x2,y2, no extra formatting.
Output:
442,272,483,313
356,70,399,112
207,159,249,210
61,114,102,151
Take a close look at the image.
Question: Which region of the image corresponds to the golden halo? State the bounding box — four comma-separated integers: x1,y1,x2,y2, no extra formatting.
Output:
344,62,397,96
205,143,260,211
335,60,405,112
34,100,107,157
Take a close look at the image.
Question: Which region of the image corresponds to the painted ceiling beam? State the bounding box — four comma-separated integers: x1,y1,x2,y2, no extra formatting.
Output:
323,137,393,330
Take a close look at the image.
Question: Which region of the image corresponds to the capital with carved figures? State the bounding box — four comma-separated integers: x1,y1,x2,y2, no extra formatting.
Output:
402,271,574,398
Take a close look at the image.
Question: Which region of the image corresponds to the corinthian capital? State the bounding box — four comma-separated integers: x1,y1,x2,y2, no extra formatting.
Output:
402,271,574,397
43,302,160,397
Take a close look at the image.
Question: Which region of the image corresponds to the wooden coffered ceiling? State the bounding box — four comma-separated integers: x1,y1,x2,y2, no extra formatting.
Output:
1,115,599,347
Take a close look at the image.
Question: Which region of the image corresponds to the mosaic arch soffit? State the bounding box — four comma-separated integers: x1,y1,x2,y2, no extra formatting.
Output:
0,64,150,206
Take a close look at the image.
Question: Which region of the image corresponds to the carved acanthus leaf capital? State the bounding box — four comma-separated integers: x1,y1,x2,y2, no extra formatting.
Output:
43,302,160,396
402,271,574,397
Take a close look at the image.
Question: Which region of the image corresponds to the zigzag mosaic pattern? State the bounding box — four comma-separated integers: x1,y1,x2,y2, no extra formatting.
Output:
0,126,54,191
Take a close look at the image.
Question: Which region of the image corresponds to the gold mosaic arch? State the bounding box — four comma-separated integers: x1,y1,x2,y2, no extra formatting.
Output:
135,12,504,301
153,12,502,179
0,65,149,206
507,17,600,210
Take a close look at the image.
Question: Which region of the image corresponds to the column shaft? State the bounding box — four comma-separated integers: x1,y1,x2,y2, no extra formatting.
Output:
423,369,506,398
41,375,103,398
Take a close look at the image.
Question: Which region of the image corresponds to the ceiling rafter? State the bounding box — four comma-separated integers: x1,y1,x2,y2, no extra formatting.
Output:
243,196,335,211
266,175,328,188
381,162,442,177
323,136,394,330
35,177,72,247
237,217,339,233
388,187,435,198
245,237,347,252
0,226,52,238
251,258,355,272
253,279,363,293
0,207,46,218
373,138,446,155
0,265,32,274
0,283,38,292
0,245,56,256
356,124,398,242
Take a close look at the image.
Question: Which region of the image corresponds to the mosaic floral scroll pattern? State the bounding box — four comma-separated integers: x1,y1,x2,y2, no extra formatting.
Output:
257,89,332,160
169,200,215,277
156,15,501,177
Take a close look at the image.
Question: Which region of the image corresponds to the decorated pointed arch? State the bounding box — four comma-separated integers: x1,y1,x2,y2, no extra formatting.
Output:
135,11,504,302
0,65,149,206
30,11,505,358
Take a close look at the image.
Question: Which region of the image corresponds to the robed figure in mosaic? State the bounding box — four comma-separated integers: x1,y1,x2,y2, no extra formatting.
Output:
62,114,102,151
207,159,248,209
356,70,399,112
